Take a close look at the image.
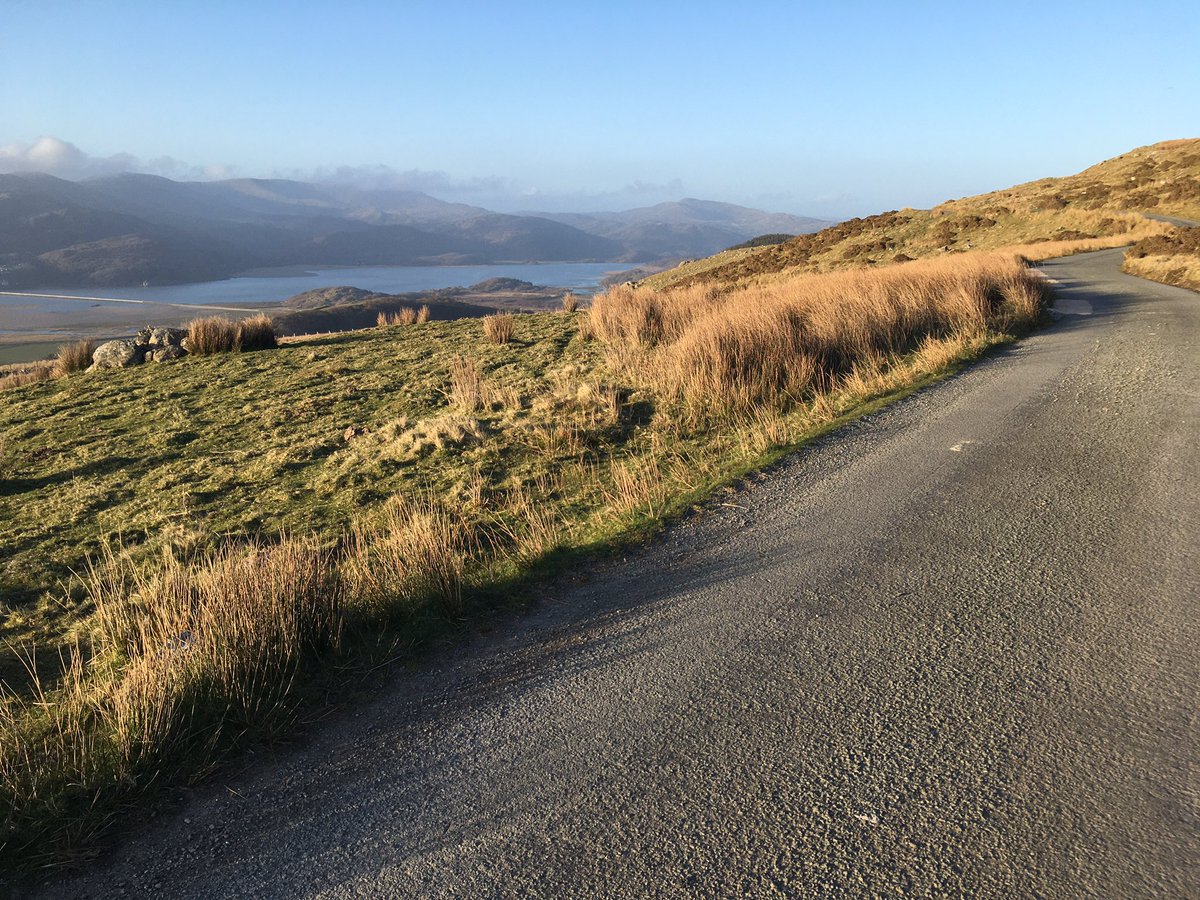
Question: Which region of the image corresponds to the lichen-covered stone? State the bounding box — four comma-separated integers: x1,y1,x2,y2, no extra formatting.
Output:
90,339,145,369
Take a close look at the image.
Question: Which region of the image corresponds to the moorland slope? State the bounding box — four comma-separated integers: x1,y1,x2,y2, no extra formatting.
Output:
645,139,1200,290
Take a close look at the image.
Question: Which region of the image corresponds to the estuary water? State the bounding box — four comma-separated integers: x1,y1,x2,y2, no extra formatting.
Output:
0,261,637,361
0,262,633,313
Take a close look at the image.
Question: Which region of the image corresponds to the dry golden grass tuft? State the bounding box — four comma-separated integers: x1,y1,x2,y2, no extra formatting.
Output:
416,304,431,324
591,252,1044,415
494,480,565,561
186,316,239,355
53,339,96,376
236,314,278,351
377,308,420,327
0,534,343,861
189,315,279,354
447,355,489,411
588,282,724,350
483,312,515,344
605,453,671,519
561,291,578,313
0,361,55,392
344,496,472,618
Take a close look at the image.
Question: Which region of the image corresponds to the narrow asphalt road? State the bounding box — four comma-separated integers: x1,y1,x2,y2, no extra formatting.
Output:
39,249,1199,898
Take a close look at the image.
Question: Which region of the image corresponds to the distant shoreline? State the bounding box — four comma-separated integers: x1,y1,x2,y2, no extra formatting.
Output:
0,266,610,363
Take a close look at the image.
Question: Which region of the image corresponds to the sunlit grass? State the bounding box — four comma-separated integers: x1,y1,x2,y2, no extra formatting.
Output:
0,249,1047,868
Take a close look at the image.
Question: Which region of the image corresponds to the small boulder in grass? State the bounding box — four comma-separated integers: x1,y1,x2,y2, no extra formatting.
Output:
90,339,145,370
147,345,186,363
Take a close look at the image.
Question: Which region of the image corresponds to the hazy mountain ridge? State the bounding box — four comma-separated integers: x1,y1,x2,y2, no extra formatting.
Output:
0,174,825,288
534,199,832,260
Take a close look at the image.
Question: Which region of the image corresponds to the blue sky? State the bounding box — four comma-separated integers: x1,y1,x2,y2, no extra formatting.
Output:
1,0,1197,218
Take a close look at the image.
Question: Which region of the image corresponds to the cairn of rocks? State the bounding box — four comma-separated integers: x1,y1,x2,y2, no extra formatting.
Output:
90,327,189,370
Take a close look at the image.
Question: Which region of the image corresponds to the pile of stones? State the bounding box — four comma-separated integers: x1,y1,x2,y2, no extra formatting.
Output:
90,327,189,370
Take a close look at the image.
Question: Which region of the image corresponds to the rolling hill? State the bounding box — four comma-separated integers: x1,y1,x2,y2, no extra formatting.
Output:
643,139,1200,290
535,199,832,261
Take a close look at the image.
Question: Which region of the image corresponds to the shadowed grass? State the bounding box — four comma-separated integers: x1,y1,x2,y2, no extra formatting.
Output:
236,314,278,351
1123,225,1200,290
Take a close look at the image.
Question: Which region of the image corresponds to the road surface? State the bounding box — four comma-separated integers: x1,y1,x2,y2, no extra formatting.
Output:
41,249,1199,897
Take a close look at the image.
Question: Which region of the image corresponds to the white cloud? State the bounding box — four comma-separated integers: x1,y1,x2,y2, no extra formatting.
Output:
0,136,236,181
0,136,124,179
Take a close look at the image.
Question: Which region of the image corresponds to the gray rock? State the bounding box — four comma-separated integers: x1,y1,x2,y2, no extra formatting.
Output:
147,327,186,347
91,339,145,369
147,345,186,363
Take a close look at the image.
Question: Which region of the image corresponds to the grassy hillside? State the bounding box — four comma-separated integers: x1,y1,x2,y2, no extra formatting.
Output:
0,316,600,647
1123,226,1200,291
1,250,1045,867
644,139,1199,291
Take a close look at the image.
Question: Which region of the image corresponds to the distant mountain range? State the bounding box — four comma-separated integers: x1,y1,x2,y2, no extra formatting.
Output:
0,173,832,288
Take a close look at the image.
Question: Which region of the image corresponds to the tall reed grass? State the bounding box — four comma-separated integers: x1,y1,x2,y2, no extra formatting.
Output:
0,499,487,864
377,308,422,327
186,316,239,355
589,252,1044,414
447,355,488,411
236,314,278,351
483,312,515,344
53,339,96,375
0,532,342,863
188,315,278,354
343,497,472,619
0,361,55,392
